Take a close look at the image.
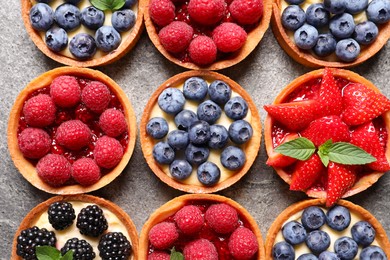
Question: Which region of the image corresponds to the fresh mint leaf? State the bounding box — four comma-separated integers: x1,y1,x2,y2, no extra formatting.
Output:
274,137,316,161
327,142,377,165
170,247,184,260
91,0,125,11
36,246,61,260
319,153,330,167
61,250,74,260
318,139,333,166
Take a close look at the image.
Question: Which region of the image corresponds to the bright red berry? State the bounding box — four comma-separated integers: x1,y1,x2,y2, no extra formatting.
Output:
37,154,71,187
205,203,238,234
266,133,298,168
55,120,92,150
18,128,51,159
81,81,111,114
228,227,259,260
72,158,101,186
229,0,263,25
94,136,124,169
148,251,170,260
174,205,204,235
326,162,357,207
188,0,226,26
317,67,343,117
149,0,175,27
188,36,217,66
23,94,56,127
212,22,247,53
50,75,81,108
183,238,218,260
99,108,127,137
159,21,194,53
148,222,179,250
290,154,325,191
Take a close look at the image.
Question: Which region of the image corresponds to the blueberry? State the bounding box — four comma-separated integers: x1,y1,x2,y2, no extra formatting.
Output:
69,33,97,60
272,241,295,260
183,77,208,101
228,120,253,144
197,100,222,124
360,246,387,260
185,144,210,165
329,13,355,39
123,0,138,8
334,237,358,260
220,146,246,170
208,125,229,149
29,3,54,31
318,251,339,260
282,221,307,245
285,0,305,4
314,33,337,57
281,5,306,31
95,26,121,52
335,38,360,62
197,162,220,186
208,80,232,105
326,205,351,231
174,110,198,131
301,206,326,231
169,160,192,180
54,3,81,31
65,0,82,4
351,221,376,246
298,254,318,260
146,117,169,139
158,88,186,115
112,9,136,32
306,4,330,28
367,0,390,24
324,0,347,14
224,96,248,120
354,21,379,45
80,6,105,30
153,142,175,164
45,27,68,52
345,0,368,14
188,121,211,145
306,230,331,254
167,130,189,150
294,24,319,49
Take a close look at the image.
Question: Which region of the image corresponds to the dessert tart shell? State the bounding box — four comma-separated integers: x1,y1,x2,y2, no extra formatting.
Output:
271,0,390,68
11,194,139,260
7,67,137,194
265,198,390,258
138,193,265,259
264,68,390,199
21,0,146,67
140,70,262,193
143,0,273,70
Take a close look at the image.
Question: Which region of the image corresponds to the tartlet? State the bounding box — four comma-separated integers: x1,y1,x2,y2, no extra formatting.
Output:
7,67,137,194
11,194,139,259
140,70,261,193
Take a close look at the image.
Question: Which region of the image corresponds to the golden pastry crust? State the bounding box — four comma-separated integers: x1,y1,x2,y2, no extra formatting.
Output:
140,70,262,193
7,67,137,194
21,0,146,67
264,68,390,199
265,199,390,258
139,194,265,259
271,0,390,68
11,194,139,260
143,0,273,70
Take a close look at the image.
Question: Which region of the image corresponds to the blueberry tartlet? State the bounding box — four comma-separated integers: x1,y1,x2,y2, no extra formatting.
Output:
140,70,261,193
7,67,137,194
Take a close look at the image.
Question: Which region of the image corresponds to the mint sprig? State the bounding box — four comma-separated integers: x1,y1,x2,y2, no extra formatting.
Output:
36,246,73,260
274,137,316,161
170,247,184,260
91,0,126,11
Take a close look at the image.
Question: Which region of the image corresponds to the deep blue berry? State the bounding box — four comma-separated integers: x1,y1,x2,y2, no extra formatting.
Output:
224,96,248,120
169,160,192,180
281,5,306,31
167,130,189,150
153,142,175,164
183,77,208,101
294,24,319,49
318,251,339,260
298,254,318,260
112,9,136,32
351,221,376,246
197,162,220,186
306,230,331,254
354,21,379,45
301,206,326,231
326,205,351,231
324,0,347,14
54,3,81,31
45,27,68,52
334,237,358,260
367,0,390,24
81,6,105,30
228,120,253,144
185,144,210,165
95,26,121,52
158,88,185,115
174,110,198,131
335,38,360,62
306,4,330,28
197,100,222,124
69,33,97,60
345,0,368,14
123,0,138,9
220,146,246,170
360,246,387,260
329,13,355,39
188,121,211,145
272,241,295,260
146,117,169,139
65,0,82,4
208,125,229,149
208,80,232,105
285,0,305,4
30,3,54,31
314,33,337,57
282,221,307,245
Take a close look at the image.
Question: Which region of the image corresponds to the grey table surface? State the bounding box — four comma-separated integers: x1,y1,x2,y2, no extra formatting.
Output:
2,1,390,259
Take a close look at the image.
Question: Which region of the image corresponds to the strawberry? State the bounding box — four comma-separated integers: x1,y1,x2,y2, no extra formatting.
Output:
301,115,350,146
318,68,343,117
267,133,298,168
351,122,390,172
326,162,357,207
290,154,325,191
341,83,390,126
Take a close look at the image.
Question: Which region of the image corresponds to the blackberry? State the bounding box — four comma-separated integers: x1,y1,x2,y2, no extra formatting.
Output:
76,205,108,237
16,226,56,260
98,232,132,260
48,201,76,230
61,237,96,260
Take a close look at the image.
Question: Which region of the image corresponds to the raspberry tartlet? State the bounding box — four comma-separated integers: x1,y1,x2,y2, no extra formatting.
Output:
140,70,261,193
8,67,137,194
265,199,390,259
144,0,273,70
264,68,390,206
139,194,265,259
12,194,139,259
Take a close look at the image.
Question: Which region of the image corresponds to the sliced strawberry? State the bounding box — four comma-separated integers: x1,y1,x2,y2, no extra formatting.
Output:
318,68,343,117
351,122,390,172
326,162,357,207
290,154,325,191
301,115,350,146
341,83,390,126
267,133,299,168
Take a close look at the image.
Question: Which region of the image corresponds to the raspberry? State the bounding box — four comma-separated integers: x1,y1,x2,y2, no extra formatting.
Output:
37,154,71,186
229,0,263,25
148,251,170,260
23,94,56,127
183,238,218,260
228,227,258,259
48,201,76,230
174,205,204,235
188,0,226,26
205,203,238,234
159,21,194,53
99,108,128,137
72,158,101,186
18,128,51,159
16,226,56,260
55,120,92,150
81,81,111,114
94,136,124,169
50,75,81,108
148,222,179,250
212,22,247,52
149,0,175,27
188,36,217,66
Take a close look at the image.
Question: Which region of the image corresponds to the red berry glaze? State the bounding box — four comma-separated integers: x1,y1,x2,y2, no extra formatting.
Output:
212,22,247,53
72,158,101,186
18,128,51,159
23,94,56,127
183,238,218,260
205,203,238,234
81,81,111,114
174,205,204,235
149,222,179,250
55,120,92,150
148,251,170,260
159,21,194,53
50,75,81,108
229,0,263,25
187,0,226,26
94,136,124,169
36,154,71,186
149,0,175,27
188,36,217,66
99,108,127,137
228,227,259,260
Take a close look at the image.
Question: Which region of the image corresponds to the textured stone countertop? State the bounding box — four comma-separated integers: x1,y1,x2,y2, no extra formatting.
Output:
2,1,390,259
